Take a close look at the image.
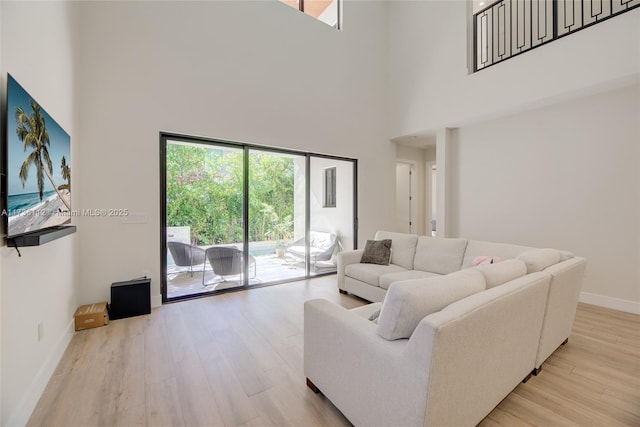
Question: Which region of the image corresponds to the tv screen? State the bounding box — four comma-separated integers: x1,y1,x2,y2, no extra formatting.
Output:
5,74,71,238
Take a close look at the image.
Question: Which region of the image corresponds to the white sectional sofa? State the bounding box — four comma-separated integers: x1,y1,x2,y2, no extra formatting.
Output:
304,231,586,426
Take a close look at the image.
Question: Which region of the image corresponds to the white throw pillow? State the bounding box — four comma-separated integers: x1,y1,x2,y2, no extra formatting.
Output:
376,269,486,340
474,259,527,289
517,248,561,273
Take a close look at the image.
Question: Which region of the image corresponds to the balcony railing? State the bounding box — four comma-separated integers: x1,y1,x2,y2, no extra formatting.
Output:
474,0,639,72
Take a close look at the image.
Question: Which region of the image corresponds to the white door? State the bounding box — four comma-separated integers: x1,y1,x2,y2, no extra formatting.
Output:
427,162,437,236
395,163,414,233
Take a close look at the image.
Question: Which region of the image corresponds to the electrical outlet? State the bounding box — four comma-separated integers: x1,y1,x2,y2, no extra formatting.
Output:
37,322,43,342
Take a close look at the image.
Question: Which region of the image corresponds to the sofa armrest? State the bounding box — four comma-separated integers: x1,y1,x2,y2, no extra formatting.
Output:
536,256,586,368
304,299,429,427
337,249,364,290
407,272,550,427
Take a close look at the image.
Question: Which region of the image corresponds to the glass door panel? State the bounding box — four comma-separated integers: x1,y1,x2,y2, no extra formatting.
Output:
248,149,307,284
165,140,245,299
309,156,355,276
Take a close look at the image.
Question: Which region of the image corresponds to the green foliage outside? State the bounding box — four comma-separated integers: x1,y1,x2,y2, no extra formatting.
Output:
166,144,295,246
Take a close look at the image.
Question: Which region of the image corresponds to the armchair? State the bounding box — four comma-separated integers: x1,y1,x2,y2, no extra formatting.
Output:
202,246,256,286
286,231,339,266
167,241,206,277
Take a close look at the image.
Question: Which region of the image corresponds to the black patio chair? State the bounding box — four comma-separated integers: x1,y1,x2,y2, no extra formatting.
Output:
202,246,256,286
167,241,206,277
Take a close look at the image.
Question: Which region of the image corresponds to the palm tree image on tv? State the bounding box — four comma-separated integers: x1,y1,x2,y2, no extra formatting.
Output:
16,101,71,211
60,156,71,191
6,74,72,237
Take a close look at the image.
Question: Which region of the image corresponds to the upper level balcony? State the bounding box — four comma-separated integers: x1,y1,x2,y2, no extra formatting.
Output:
474,0,639,72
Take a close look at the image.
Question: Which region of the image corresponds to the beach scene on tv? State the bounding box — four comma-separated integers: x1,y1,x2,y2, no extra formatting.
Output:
6,75,71,237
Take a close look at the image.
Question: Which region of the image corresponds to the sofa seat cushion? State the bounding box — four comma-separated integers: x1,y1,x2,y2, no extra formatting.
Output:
379,270,441,290
413,237,468,275
374,231,418,270
344,263,407,287
377,269,486,340
474,259,528,289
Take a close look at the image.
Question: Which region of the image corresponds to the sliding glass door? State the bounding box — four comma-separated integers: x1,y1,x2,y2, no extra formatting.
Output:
164,140,246,298
248,149,307,284
161,134,357,302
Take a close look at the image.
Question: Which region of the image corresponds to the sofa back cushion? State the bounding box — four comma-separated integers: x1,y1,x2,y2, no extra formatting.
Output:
461,240,532,269
413,237,468,274
474,259,528,289
374,231,418,270
517,248,562,273
376,269,486,340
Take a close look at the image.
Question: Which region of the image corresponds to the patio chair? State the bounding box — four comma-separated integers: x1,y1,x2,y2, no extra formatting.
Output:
167,241,206,277
286,231,339,268
202,246,256,286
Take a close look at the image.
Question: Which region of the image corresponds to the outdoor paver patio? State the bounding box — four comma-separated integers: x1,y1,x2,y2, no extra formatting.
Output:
167,253,334,299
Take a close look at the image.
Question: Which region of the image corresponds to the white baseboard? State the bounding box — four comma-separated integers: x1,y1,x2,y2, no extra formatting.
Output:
7,319,75,427
579,292,640,315
151,294,162,308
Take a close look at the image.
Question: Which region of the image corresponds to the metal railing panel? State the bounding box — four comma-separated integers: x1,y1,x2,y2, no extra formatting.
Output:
474,0,639,72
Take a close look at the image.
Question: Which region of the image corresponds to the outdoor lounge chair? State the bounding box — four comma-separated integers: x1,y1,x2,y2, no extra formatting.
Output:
167,241,206,277
202,246,256,286
286,231,339,267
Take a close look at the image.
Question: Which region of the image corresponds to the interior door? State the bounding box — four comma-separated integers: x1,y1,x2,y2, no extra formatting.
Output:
396,163,413,233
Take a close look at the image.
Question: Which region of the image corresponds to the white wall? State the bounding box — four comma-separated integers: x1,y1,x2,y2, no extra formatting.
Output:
74,1,392,306
448,85,640,312
0,2,78,425
388,1,640,136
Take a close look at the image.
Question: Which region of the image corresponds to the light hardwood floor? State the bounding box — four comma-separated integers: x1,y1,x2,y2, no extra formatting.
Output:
28,277,640,426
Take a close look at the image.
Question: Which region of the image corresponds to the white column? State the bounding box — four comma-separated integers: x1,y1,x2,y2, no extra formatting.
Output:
435,128,453,237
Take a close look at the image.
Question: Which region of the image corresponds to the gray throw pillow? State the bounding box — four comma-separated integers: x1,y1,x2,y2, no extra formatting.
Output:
361,239,392,265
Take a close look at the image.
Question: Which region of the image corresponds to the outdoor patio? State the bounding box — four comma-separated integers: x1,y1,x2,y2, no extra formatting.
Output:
167,252,333,299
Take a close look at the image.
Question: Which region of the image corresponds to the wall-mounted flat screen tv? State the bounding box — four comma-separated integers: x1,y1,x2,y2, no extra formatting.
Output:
5,74,72,238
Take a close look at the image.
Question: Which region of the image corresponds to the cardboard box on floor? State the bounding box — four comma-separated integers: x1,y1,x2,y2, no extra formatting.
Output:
74,302,109,331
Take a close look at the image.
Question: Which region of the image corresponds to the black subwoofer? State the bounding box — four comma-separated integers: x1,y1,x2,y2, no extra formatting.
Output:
109,278,151,320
